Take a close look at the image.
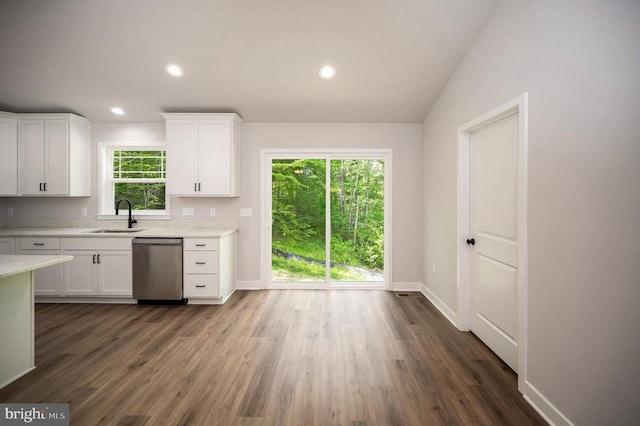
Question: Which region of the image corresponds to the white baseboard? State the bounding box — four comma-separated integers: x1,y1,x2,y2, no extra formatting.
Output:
236,281,263,290
187,289,236,305
35,297,137,304
524,381,573,426
391,282,422,291
0,366,35,390
419,283,458,328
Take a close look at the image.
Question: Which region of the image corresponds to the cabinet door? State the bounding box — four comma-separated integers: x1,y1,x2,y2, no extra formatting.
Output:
44,120,69,195
98,251,132,296
166,120,199,195
21,120,46,195
198,120,231,195
62,252,98,296
0,117,18,195
17,248,63,296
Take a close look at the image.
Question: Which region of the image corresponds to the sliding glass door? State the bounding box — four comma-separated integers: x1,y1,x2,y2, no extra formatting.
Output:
265,150,390,288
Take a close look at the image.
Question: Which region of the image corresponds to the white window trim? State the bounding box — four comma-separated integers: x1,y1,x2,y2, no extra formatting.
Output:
97,141,171,219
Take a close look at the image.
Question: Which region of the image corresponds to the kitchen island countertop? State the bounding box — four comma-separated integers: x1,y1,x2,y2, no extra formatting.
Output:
0,254,74,279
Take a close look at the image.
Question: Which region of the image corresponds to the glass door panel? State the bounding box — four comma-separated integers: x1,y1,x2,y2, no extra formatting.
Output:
329,159,384,282
271,159,326,282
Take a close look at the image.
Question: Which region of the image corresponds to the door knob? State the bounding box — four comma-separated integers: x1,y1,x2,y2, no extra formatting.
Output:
466,238,475,246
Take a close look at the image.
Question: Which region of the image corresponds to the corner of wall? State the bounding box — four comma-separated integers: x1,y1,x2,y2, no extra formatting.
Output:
419,283,458,328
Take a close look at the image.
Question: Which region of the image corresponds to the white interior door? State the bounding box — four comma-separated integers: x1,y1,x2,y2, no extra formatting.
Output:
469,112,520,372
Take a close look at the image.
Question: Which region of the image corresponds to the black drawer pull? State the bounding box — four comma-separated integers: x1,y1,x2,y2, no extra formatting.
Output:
195,244,206,247
195,261,206,265
195,285,206,288
33,243,45,246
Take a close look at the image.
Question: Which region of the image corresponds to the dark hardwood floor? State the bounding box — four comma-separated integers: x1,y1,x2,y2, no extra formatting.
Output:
0,290,545,425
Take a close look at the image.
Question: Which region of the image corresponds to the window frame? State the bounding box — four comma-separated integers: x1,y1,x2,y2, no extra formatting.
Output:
97,141,171,219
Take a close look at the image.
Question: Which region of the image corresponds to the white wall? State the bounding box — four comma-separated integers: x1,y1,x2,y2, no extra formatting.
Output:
242,123,424,285
4,121,423,285
422,0,640,424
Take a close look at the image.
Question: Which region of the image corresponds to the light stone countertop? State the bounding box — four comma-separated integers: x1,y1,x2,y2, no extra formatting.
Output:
0,255,74,279
0,227,237,238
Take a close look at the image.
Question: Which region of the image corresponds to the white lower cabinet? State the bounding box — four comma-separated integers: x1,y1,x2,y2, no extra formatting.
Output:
183,234,236,303
18,238,63,296
62,238,132,297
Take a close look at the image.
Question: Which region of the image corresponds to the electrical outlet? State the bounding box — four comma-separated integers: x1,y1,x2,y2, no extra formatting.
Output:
7,207,13,217
432,263,436,273
81,207,87,216
182,207,195,216
209,208,216,217
240,208,252,217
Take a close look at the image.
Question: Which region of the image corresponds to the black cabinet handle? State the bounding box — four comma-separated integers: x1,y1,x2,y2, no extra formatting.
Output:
92,254,96,264
195,244,206,247
43,182,47,191
466,238,476,246
39,183,43,191
198,182,201,191
194,182,197,192
33,243,45,246
97,254,101,264
195,285,206,288
195,261,206,265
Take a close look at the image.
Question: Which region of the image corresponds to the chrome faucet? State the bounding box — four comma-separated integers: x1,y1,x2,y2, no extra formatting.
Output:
115,198,137,229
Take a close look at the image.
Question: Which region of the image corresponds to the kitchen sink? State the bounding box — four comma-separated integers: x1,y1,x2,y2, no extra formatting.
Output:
85,229,146,234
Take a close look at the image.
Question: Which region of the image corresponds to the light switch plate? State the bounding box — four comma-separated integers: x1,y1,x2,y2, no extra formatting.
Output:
182,207,195,216
81,207,87,216
240,208,252,217
209,208,216,217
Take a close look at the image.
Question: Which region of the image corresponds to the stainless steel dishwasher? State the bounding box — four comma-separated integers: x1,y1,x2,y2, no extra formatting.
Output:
132,238,184,303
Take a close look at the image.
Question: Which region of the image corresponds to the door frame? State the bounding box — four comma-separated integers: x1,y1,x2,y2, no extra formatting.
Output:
260,148,393,290
456,93,528,393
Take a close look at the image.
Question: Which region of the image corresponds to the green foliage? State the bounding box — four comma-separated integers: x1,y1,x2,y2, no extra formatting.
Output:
272,159,325,244
272,255,369,281
271,158,385,280
115,183,165,210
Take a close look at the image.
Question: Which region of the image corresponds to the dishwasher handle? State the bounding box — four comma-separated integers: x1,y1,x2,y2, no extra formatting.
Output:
132,238,183,246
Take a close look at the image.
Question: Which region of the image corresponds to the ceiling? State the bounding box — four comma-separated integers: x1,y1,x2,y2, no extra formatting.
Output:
0,0,500,123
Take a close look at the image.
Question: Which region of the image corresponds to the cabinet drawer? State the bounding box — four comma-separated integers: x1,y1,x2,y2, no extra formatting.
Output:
62,237,132,251
0,238,16,255
184,238,219,251
184,275,219,298
20,237,60,250
184,251,218,273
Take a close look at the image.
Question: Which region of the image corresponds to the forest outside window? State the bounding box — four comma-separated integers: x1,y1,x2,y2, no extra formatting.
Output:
98,143,169,216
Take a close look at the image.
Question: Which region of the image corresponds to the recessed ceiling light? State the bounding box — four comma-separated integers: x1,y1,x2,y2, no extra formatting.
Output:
111,107,125,116
318,65,336,79
165,64,183,77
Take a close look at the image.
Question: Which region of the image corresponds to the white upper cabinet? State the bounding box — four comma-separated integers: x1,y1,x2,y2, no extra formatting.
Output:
162,113,241,197
0,113,18,196
19,113,90,196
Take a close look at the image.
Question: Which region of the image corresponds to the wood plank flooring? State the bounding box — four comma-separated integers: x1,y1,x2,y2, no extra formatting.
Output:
0,291,545,425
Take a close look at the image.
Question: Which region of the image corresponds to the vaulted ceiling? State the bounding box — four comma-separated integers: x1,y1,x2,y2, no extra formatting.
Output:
0,0,500,123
